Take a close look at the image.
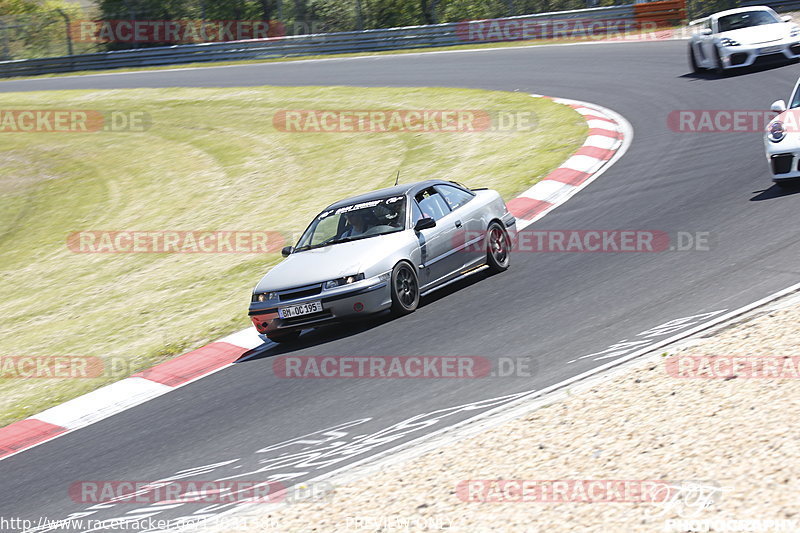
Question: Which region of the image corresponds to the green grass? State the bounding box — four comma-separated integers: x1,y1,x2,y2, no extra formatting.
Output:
0,86,586,427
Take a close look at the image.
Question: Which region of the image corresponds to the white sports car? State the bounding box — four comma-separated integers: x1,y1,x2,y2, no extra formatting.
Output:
688,6,800,73
764,78,800,187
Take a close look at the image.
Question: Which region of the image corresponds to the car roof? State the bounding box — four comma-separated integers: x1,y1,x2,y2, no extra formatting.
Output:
325,179,454,210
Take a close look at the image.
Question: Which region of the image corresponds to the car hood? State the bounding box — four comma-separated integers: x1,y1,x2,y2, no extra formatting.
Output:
720,24,790,45
255,231,412,292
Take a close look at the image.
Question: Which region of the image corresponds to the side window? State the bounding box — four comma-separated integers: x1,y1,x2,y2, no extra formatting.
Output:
435,184,474,211
415,188,451,221
410,200,424,227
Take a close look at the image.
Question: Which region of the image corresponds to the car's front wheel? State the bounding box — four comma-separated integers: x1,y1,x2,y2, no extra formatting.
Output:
689,44,702,73
267,329,301,343
713,46,726,74
486,221,510,273
390,261,419,315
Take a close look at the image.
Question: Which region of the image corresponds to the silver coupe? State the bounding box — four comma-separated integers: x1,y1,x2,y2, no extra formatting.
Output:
248,180,517,343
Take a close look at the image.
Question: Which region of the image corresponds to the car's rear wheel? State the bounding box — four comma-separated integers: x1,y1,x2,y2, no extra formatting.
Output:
689,44,701,73
390,261,419,315
267,329,301,343
486,221,510,273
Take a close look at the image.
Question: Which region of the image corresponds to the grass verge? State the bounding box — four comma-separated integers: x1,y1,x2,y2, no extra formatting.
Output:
0,85,586,427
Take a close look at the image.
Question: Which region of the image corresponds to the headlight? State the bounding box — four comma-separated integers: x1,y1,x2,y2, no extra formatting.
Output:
719,37,740,46
323,274,365,290
253,292,278,302
768,121,786,142
791,27,800,38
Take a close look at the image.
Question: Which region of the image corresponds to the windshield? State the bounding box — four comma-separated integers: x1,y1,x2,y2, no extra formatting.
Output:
718,10,779,33
792,90,800,109
295,195,407,251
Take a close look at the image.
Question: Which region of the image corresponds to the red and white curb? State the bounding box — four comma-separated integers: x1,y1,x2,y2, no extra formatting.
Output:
0,328,264,461
508,95,632,229
0,95,631,462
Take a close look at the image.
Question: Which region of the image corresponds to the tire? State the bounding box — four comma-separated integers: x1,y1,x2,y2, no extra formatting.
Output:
689,44,701,73
390,261,419,315
486,221,511,273
266,329,301,343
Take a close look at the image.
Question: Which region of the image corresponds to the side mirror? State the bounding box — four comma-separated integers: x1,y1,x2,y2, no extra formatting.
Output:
281,246,294,257
700,28,712,35
782,15,792,22
771,100,787,113
414,217,436,231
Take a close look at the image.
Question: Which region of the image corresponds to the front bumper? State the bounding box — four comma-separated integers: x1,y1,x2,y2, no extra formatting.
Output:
248,279,392,336
720,40,800,69
765,135,800,180
766,151,800,181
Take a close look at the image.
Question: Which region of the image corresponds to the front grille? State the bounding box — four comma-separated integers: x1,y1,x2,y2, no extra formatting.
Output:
771,154,793,174
729,53,748,66
279,286,321,301
791,44,800,55
754,54,788,66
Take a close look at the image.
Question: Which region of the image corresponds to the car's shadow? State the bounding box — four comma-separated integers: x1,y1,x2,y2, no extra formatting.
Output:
751,182,800,201
241,269,495,362
679,59,799,80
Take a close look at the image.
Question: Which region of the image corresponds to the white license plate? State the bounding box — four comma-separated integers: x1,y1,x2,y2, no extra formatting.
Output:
759,46,782,54
279,301,322,319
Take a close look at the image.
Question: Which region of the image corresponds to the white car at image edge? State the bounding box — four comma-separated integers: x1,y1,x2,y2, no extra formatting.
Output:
765,77,800,187
688,6,800,72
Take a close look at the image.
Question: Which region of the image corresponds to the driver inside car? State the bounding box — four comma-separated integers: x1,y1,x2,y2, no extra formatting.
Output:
342,211,369,238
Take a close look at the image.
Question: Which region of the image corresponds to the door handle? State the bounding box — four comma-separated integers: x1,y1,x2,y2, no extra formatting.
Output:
455,220,462,228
